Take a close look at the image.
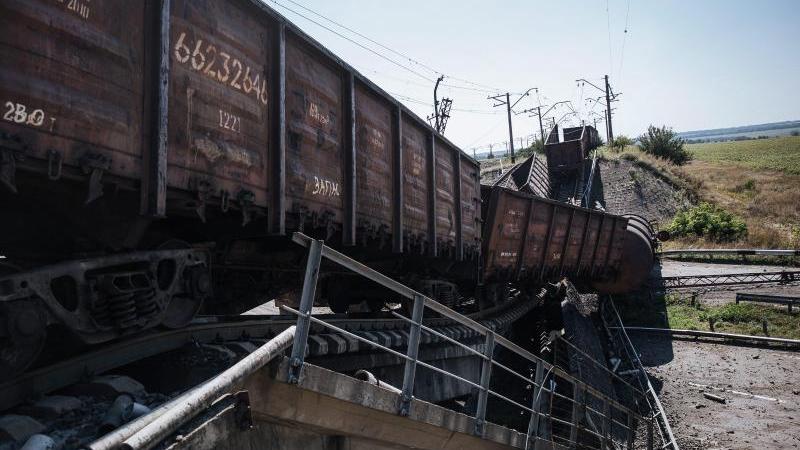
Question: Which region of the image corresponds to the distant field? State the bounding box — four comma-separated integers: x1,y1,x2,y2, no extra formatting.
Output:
686,136,800,174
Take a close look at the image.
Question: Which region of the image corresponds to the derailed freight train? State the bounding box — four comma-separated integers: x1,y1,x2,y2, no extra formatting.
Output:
0,0,655,379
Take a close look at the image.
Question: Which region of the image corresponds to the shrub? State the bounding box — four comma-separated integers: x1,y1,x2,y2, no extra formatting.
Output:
637,125,691,165
791,130,799,137
667,202,747,242
612,135,633,152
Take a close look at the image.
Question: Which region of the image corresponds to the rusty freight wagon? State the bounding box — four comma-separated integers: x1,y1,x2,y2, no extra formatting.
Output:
0,0,655,380
0,0,481,376
481,187,654,294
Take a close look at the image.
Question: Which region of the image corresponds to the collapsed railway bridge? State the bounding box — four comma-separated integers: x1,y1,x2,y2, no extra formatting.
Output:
0,1,678,449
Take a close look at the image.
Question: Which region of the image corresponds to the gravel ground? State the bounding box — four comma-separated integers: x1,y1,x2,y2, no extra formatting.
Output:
632,334,800,449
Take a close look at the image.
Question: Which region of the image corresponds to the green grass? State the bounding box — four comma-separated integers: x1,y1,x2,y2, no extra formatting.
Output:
686,136,800,174
615,293,800,340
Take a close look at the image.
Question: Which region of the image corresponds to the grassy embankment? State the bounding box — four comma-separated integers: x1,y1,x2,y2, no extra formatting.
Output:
614,293,800,340
604,136,800,249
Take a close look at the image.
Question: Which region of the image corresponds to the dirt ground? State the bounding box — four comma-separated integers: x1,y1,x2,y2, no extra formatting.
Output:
632,334,800,449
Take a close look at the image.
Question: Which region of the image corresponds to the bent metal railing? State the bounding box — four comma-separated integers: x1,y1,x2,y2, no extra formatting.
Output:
284,232,650,449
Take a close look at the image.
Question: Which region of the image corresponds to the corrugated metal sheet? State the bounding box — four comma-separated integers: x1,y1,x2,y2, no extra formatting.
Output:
168,0,272,207
285,35,344,223
0,0,145,180
354,84,393,229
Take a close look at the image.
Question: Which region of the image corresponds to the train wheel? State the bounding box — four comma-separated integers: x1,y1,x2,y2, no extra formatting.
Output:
157,241,210,329
0,263,47,382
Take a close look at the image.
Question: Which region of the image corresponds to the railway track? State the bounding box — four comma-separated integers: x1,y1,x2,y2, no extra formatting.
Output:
1,295,538,415
616,326,800,350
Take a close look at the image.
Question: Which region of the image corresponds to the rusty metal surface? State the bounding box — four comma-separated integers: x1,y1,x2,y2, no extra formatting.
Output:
401,118,429,246
459,157,480,257
0,0,145,183
285,35,344,226
354,83,393,233
434,139,457,250
0,0,490,259
167,0,272,209
483,188,630,283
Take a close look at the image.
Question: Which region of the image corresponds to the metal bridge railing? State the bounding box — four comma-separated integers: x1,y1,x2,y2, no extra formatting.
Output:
658,271,800,289
284,232,647,449
602,297,679,450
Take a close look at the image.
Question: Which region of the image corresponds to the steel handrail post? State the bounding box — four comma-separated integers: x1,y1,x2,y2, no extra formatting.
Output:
526,361,545,449
399,294,425,416
287,238,324,384
474,330,495,436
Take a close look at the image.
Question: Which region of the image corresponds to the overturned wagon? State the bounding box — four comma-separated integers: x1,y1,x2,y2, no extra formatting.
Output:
481,187,654,294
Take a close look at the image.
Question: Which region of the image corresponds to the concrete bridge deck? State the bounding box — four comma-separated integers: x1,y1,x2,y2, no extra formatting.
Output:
168,357,528,450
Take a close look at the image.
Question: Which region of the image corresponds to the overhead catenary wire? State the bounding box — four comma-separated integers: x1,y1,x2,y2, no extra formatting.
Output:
269,0,434,83
617,0,631,83
272,0,503,93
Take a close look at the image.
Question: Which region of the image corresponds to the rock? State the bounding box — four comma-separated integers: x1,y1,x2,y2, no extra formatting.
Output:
19,395,82,419
0,415,45,443
65,375,145,399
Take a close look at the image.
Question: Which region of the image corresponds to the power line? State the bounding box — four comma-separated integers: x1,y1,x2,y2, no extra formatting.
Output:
269,0,434,82
273,0,503,93
618,0,631,82
606,0,613,75
389,92,500,115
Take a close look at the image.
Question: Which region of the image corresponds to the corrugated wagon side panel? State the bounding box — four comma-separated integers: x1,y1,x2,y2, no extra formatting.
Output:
354,83,393,232
542,206,571,276
434,139,457,251
592,217,616,273
521,198,554,277
284,34,344,225
401,118,429,246
0,0,145,180
577,213,602,275
167,0,273,208
484,191,528,279
563,209,588,273
460,157,481,257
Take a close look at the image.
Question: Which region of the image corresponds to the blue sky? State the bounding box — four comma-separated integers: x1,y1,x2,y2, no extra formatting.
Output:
267,0,800,153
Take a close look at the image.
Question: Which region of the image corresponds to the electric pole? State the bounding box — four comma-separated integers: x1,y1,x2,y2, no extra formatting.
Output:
576,77,620,145
604,75,614,143
521,100,572,144
536,106,544,145
489,88,536,163
427,76,452,134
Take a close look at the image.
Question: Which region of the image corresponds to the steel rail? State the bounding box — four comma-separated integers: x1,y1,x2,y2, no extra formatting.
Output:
660,249,800,258
119,327,296,450
614,326,800,348
1,299,530,412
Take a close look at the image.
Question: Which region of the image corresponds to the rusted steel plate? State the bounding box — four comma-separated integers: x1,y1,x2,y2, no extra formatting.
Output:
483,192,528,279
285,35,344,225
521,198,554,277
541,205,571,275
434,139,457,248
563,209,588,271
401,118,428,244
0,0,145,180
354,84,392,233
168,0,272,208
578,213,602,274
460,157,480,256
592,216,616,272
608,218,629,270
